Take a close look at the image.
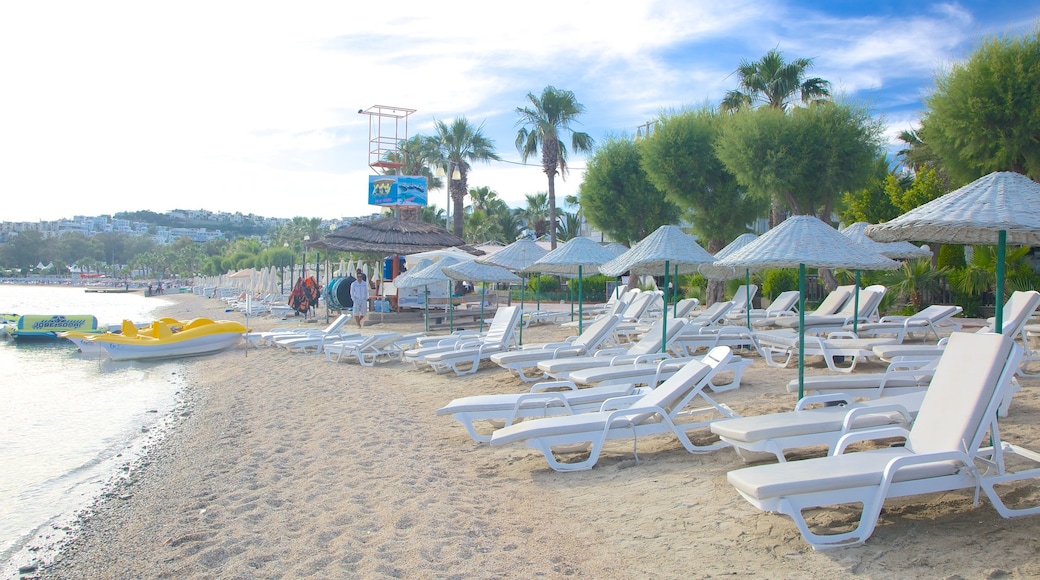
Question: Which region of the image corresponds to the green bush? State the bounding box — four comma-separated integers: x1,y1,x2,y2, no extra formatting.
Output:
937,244,966,270
761,268,799,299
566,274,611,303
527,274,560,293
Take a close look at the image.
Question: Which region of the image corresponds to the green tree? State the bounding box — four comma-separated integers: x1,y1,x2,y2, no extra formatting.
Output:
838,157,902,224
515,86,594,249
921,29,1040,183
716,101,884,219
581,136,679,244
555,210,581,242
430,117,500,239
720,48,832,112
882,258,949,311
891,168,947,213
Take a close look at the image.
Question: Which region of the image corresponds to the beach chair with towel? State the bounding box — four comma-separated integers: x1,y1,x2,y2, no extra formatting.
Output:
753,285,853,329
726,332,1040,550
851,304,963,342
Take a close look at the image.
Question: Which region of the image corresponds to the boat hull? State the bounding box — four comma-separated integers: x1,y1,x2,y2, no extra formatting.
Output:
97,331,244,361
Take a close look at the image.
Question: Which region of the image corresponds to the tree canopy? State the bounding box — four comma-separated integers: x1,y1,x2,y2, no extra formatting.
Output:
922,29,1040,184
579,137,679,245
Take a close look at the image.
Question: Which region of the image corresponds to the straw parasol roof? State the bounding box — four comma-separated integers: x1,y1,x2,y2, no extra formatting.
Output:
600,225,715,276
442,260,521,284
865,172,1040,246
308,217,484,256
392,256,460,289
476,239,548,272
713,233,758,260
524,237,618,275
718,216,899,271
840,222,931,260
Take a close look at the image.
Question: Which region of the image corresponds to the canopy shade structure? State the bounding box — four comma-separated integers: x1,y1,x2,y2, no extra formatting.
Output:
840,222,931,260
713,233,759,260
476,239,547,272
601,225,717,351
866,171,1040,332
308,217,484,256
525,237,620,334
443,260,522,332
718,215,899,397
394,256,462,333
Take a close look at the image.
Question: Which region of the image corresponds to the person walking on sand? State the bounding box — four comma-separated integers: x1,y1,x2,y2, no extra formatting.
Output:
350,270,369,328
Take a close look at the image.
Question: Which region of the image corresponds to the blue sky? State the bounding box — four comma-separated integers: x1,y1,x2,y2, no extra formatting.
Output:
1,1,1036,223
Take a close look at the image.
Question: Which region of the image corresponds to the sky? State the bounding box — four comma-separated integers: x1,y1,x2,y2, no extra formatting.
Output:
1,1,1036,223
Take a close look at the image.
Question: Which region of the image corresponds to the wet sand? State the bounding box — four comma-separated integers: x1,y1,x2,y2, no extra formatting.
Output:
36,293,1040,578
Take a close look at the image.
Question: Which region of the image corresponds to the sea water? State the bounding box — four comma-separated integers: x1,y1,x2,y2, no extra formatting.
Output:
0,285,185,576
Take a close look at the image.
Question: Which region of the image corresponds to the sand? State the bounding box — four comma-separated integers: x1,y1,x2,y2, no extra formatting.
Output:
35,293,1040,578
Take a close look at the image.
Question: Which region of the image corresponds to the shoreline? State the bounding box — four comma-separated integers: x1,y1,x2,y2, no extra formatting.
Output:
32,293,1040,578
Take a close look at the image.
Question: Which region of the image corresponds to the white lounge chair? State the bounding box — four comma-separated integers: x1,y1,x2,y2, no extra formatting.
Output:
490,314,622,381
672,325,767,359
245,313,352,347
756,329,897,373
565,350,753,393
770,286,886,334
436,382,650,443
403,307,520,366
786,357,939,399
753,285,854,329
728,290,799,326
726,332,1040,550
275,330,363,354
324,332,407,365
418,306,523,376
536,318,690,381
851,304,963,342
489,347,737,472
726,284,759,318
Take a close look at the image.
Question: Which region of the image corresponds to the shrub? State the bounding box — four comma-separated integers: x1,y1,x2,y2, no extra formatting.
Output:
527,274,560,293
761,268,799,299
566,274,611,303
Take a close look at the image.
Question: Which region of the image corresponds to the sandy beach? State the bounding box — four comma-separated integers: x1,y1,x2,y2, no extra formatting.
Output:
35,293,1040,578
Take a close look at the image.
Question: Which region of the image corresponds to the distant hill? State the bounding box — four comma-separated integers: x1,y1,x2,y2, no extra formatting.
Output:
114,210,271,238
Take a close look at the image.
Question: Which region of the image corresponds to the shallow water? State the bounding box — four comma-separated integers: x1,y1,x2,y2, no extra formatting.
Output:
0,285,184,575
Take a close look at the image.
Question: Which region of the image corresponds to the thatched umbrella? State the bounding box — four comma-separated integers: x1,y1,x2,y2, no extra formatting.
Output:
718,216,899,397
443,260,522,332
601,225,716,351
476,239,548,344
866,172,1040,331
308,217,482,256
841,222,931,260
394,257,462,333
526,237,618,334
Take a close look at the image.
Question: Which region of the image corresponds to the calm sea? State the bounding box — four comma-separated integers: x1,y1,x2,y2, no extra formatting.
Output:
0,285,185,576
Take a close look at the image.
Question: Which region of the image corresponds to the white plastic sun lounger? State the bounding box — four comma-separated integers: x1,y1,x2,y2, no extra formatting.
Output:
536,318,689,380
489,347,737,472
756,329,897,373
436,382,651,443
565,352,752,393
490,314,622,381
770,286,886,334
753,285,853,329
403,307,520,367
246,313,351,347
726,332,1040,550
851,304,963,342
323,332,406,365
420,307,523,376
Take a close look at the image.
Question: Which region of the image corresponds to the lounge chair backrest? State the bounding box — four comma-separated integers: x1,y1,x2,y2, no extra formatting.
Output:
730,285,758,311
573,314,621,349
324,314,350,334
633,346,733,417
907,332,1014,455
996,290,1040,335
674,298,700,318
690,301,733,324
621,292,656,319
483,306,520,345
603,299,627,318
767,291,800,315
843,287,885,319
813,286,853,316
630,318,688,355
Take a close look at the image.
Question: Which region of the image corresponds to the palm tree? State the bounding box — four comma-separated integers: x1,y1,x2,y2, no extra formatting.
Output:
519,193,549,239
429,118,500,238
719,48,831,113
515,86,594,249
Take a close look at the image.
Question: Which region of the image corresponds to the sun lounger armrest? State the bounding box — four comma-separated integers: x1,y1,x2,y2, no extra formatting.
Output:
840,404,914,434
826,331,858,340
795,393,857,410
626,353,673,365
593,348,628,358
833,425,912,454
530,380,579,393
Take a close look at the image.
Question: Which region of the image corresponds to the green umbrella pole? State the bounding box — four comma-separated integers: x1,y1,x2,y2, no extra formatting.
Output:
479,284,486,333
448,280,454,333
578,265,584,335
662,260,670,353
673,264,679,318
519,275,526,345
424,286,429,333
536,275,541,310
745,268,751,329
798,263,806,400
853,270,861,334
996,230,1007,333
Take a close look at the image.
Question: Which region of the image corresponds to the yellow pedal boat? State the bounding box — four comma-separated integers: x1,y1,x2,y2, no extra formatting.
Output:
85,318,247,361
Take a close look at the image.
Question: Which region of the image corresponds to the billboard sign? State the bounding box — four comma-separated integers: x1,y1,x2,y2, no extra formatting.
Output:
368,175,428,207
